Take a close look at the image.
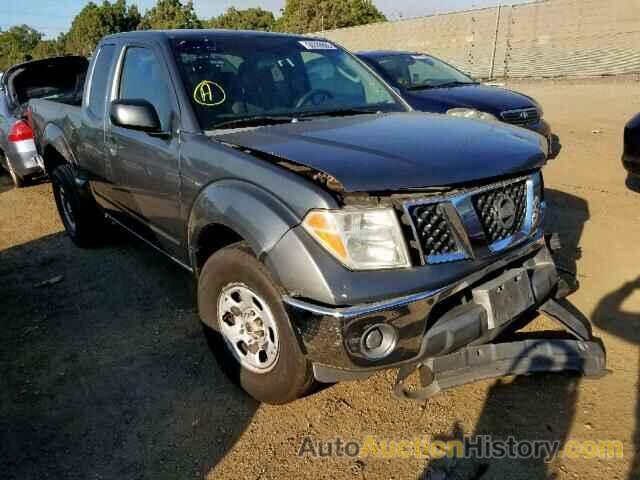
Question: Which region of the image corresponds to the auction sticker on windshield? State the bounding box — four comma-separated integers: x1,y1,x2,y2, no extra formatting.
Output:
299,40,337,50
193,80,226,107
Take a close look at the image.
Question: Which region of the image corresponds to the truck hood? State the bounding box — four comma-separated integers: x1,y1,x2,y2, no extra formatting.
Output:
212,112,547,192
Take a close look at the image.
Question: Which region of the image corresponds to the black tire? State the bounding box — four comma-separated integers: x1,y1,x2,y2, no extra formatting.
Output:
198,242,315,404
51,164,105,247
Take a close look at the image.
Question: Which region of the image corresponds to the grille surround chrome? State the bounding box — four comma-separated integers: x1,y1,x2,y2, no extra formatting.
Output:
403,173,543,265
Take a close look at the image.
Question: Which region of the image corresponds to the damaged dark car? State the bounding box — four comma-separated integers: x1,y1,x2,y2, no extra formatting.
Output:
28,30,605,404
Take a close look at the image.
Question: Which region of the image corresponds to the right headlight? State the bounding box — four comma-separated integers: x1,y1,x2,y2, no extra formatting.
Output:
447,108,498,122
302,208,411,271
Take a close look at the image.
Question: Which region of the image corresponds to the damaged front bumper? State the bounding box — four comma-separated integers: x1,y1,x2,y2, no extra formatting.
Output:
283,235,607,394
393,298,606,401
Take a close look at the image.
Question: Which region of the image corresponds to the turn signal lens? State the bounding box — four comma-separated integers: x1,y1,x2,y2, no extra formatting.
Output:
302,208,411,271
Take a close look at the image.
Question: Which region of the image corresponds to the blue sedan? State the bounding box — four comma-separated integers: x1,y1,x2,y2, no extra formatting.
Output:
357,51,555,153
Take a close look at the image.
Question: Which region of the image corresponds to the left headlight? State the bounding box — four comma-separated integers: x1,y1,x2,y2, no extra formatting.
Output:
447,108,498,122
302,208,411,271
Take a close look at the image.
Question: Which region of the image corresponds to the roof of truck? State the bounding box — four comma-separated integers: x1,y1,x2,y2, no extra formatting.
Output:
356,50,423,57
104,29,322,42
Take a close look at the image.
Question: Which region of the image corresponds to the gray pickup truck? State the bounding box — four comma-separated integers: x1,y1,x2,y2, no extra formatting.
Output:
29,30,605,404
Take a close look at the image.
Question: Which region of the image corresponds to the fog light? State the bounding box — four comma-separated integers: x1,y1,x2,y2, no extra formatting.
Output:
364,328,383,350
360,324,398,360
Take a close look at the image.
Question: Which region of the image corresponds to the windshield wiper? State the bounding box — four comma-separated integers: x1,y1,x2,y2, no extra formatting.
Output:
406,84,438,91
212,115,298,130
212,108,381,130
297,107,381,118
407,81,476,91
437,81,477,88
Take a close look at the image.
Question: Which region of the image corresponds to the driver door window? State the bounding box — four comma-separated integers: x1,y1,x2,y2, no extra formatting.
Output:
119,47,172,130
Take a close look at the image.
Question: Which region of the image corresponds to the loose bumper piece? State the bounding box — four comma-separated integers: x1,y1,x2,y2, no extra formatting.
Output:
393,298,607,401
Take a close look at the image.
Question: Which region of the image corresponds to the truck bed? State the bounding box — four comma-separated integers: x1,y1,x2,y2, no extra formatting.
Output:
29,98,83,155
21,57,89,165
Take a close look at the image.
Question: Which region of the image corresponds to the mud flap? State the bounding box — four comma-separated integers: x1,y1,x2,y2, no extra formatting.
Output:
393,299,607,401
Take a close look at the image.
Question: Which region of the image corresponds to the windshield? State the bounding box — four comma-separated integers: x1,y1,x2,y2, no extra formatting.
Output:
170,35,405,130
372,54,475,90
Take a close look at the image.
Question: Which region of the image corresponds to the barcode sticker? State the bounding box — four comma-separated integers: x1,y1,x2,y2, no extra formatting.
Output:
299,40,337,50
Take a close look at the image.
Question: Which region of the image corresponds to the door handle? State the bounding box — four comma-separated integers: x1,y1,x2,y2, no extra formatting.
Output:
106,136,119,156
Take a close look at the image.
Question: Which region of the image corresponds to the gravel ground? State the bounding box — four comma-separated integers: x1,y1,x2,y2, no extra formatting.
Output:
1,78,639,480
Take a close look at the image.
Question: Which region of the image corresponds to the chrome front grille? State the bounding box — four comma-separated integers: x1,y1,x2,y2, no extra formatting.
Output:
403,174,542,265
501,107,540,126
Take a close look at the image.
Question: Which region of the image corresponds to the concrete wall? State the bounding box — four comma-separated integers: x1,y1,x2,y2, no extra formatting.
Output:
319,0,640,79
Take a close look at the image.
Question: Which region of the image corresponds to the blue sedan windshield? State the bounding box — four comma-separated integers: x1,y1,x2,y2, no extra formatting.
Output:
371,54,476,90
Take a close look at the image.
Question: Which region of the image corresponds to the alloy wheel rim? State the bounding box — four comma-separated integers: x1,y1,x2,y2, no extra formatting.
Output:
58,186,76,233
217,283,280,373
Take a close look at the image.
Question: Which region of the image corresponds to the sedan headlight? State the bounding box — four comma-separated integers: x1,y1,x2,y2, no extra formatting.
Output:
447,108,498,122
302,208,411,270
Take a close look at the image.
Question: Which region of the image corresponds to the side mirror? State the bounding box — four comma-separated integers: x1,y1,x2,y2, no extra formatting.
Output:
110,99,162,133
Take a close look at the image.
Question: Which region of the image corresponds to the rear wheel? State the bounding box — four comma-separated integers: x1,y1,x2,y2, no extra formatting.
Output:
198,242,315,404
51,164,105,247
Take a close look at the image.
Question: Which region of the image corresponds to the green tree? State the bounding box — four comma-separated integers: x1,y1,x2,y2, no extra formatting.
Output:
208,7,276,31
65,0,141,56
0,25,42,70
277,0,386,34
138,0,201,30
31,37,66,60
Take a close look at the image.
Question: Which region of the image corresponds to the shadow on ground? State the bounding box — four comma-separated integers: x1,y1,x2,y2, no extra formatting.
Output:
544,188,590,278
593,278,640,479
0,230,258,479
0,170,13,194
419,189,590,480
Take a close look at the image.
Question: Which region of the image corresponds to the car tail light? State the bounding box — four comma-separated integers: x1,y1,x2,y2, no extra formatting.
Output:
8,120,34,142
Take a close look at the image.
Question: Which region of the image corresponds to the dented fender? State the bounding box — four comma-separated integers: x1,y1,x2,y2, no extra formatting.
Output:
187,179,301,271
41,123,77,167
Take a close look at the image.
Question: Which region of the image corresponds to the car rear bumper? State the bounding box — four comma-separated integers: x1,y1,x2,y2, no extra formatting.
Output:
284,235,564,382
4,141,42,177
623,153,640,176
623,113,640,175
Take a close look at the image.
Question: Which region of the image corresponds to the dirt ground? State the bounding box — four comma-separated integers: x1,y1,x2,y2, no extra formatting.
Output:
1,78,639,480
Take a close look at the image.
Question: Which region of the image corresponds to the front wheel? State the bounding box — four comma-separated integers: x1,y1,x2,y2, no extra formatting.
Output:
198,242,315,404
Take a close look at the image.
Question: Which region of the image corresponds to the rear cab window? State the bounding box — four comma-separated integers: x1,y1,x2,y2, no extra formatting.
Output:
87,45,116,119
